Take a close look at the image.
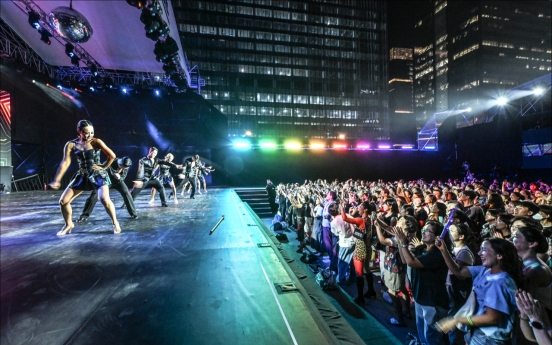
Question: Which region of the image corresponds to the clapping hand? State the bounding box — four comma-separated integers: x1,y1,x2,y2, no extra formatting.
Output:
516,290,547,324
411,237,423,248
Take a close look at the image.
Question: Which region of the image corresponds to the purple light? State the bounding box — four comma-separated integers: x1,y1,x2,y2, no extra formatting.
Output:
378,145,391,149
357,143,370,150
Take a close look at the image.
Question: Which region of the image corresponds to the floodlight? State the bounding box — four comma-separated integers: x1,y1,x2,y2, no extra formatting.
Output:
496,97,508,106
64,43,79,66
533,88,544,96
28,11,41,30
38,28,51,44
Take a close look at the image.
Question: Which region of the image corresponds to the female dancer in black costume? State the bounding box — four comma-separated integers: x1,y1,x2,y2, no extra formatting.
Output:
49,120,120,235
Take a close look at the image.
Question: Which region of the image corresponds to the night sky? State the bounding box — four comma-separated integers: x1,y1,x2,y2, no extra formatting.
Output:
386,0,433,48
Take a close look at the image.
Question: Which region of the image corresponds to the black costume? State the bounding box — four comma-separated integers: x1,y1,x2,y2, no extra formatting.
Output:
266,182,277,215
67,146,111,190
130,156,177,206
80,158,137,219
172,158,197,199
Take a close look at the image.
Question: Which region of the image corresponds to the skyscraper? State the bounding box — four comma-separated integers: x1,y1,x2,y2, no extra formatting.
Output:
173,0,389,142
413,0,551,128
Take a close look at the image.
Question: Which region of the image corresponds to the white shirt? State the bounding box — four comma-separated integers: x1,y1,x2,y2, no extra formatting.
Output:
331,215,354,248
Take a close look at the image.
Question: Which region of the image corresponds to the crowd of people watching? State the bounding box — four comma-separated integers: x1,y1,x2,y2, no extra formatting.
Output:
271,177,552,345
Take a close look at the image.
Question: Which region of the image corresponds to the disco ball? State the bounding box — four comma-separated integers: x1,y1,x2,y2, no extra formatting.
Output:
49,6,93,43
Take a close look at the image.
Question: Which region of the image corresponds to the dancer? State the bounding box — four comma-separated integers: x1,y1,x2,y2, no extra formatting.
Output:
49,120,121,235
149,153,179,204
169,155,199,199
77,156,138,222
196,158,213,193
128,147,181,207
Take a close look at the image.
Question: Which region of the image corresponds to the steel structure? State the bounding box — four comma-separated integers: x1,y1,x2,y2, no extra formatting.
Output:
2,0,204,90
417,73,552,150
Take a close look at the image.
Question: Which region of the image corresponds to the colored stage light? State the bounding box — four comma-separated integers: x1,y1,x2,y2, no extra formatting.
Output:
64,43,80,66
284,142,302,150
309,142,325,150
155,90,160,96
122,88,127,93
333,143,347,149
378,145,391,149
401,145,413,149
259,141,277,149
533,88,544,96
233,140,251,149
425,146,436,150
28,11,41,30
357,143,371,150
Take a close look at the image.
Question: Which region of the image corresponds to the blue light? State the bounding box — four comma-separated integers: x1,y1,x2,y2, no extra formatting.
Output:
233,140,251,149
90,86,94,91
122,88,127,93
155,90,160,96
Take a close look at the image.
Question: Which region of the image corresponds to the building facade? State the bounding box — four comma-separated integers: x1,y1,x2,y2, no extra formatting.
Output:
413,0,551,128
389,47,413,115
173,0,389,142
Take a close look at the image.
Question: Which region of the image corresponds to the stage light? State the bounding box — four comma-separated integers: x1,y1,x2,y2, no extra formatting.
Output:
57,85,62,89
64,43,79,66
140,4,168,41
89,86,94,91
424,146,436,150
284,142,302,150
38,28,51,45
126,0,145,9
233,140,251,149
122,88,127,93
105,78,114,89
378,145,391,150
401,145,414,149
466,107,472,112
154,36,179,63
32,80,35,83
155,90,160,96
28,11,41,30
533,87,544,95
338,134,345,140
357,143,371,150
309,142,325,150
90,64,98,77
259,141,277,149
245,130,252,136
333,143,347,149
496,97,508,106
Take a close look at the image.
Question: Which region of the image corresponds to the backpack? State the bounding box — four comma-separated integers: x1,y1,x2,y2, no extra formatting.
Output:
315,267,337,290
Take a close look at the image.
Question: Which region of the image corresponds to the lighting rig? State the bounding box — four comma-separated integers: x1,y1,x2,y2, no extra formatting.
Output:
127,0,188,92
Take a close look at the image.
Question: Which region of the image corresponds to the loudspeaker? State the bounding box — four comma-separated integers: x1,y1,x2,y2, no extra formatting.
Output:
0,166,13,193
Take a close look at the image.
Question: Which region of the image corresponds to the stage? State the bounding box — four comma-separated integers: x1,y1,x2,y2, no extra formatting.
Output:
0,188,403,345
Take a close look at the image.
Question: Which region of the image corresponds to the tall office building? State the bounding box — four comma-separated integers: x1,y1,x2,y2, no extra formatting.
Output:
389,47,413,115
413,1,551,127
173,0,389,141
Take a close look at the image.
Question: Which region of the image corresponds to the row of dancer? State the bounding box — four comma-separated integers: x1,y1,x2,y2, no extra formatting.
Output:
49,120,211,236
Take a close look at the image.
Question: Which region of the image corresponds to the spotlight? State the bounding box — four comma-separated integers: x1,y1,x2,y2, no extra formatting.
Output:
155,90,159,96
28,11,41,30
466,107,472,112
533,87,544,96
64,43,79,66
38,28,51,44
140,4,168,41
89,86,94,91
122,88,127,93
154,36,179,63
104,77,114,89
496,97,508,106
126,0,145,9
90,64,98,77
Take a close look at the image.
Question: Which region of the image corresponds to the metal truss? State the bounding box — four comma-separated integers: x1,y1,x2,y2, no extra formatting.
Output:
523,143,552,157
4,0,195,89
1,14,168,87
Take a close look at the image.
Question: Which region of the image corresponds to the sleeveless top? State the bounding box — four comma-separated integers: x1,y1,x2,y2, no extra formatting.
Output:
68,144,110,190
353,219,372,262
74,148,101,173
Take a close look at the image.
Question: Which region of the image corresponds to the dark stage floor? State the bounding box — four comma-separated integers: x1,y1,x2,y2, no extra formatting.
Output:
1,189,404,345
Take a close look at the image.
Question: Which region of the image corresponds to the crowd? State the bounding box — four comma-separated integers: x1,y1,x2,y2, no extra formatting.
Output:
269,177,552,345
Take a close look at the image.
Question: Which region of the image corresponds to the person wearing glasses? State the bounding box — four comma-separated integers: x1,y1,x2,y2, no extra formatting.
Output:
434,238,524,345
391,220,450,345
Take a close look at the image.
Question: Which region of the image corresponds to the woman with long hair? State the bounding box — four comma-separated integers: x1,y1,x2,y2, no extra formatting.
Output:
435,238,525,345
49,120,120,235
341,201,377,305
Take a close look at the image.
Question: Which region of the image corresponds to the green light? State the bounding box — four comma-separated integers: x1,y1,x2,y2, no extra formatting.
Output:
259,141,277,149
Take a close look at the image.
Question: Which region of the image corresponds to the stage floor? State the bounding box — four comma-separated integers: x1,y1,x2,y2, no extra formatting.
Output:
0,188,405,345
